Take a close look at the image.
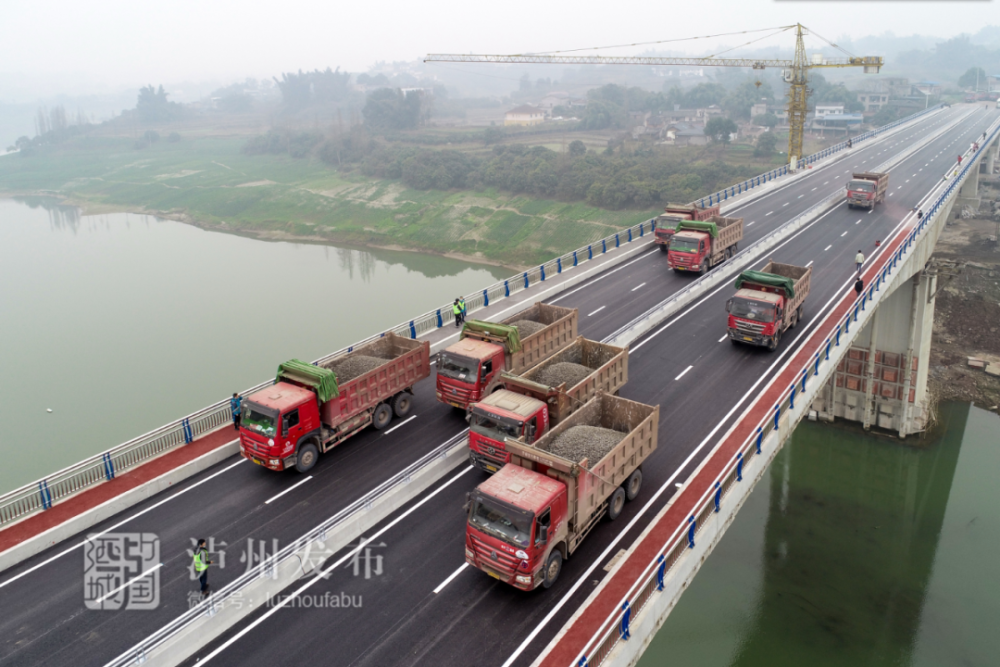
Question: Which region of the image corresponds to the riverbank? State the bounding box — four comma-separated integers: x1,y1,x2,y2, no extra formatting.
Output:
927,181,1000,413
0,136,650,269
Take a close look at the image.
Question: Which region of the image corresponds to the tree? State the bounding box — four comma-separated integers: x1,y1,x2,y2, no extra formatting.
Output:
136,85,181,122
722,80,774,120
754,131,778,157
274,68,350,108
568,140,586,157
683,83,727,109
753,113,778,128
363,88,423,131
704,117,738,145
958,66,987,89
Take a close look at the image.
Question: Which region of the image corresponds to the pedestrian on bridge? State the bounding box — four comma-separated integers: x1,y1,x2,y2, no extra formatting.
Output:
231,393,242,430
957,154,963,164
453,299,463,328
855,250,865,274
459,296,467,322
854,276,864,298
194,539,214,597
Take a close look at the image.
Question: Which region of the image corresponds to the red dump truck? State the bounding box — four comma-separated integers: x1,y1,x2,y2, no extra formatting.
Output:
846,172,888,210
436,303,578,411
653,202,720,252
667,215,744,274
465,392,659,590
467,337,628,473
239,333,430,473
727,261,812,351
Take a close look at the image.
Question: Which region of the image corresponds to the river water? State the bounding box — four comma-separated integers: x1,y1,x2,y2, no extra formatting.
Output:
637,401,1000,667
0,197,508,494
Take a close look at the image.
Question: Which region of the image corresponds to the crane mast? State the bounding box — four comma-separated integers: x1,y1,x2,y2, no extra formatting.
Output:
426,24,883,169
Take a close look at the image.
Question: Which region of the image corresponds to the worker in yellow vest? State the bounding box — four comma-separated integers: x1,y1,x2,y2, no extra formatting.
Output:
452,299,463,328
193,538,214,597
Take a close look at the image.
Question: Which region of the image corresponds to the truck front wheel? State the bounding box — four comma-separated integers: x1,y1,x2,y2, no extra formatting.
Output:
606,487,626,521
296,442,318,473
659,244,668,253
373,403,393,430
392,393,412,418
768,329,781,351
542,550,563,589
625,468,643,501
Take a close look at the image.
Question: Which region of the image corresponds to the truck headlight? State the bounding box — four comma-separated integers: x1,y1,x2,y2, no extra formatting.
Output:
465,547,474,560
516,575,532,585
270,459,279,466
515,550,528,560
268,439,274,446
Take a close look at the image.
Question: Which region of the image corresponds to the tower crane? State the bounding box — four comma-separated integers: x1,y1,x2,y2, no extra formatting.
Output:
427,24,883,169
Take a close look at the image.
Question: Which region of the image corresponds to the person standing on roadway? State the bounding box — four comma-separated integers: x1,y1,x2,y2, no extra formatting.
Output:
957,154,963,164
230,393,242,430
855,250,865,274
459,296,467,323
194,539,214,597
453,299,463,328
854,276,864,299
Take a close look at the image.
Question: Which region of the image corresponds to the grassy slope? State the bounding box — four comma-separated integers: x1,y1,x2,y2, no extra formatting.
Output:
0,136,649,268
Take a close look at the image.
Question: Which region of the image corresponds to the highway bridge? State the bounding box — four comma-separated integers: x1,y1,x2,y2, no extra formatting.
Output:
0,103,997,667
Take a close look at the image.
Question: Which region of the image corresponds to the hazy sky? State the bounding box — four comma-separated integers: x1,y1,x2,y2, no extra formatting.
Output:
0,0,990,87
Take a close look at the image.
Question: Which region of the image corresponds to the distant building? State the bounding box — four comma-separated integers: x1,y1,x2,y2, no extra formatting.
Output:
857,92,889,113
812,112,863,134
504,105,545,126
912,81,942,96
815,105,845,117
862,77,910,97
664,122,709,146
537,92,570,111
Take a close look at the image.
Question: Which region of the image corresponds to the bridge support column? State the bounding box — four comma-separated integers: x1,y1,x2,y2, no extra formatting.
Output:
985,136,999,175
813,270,935,436
957,163,981,209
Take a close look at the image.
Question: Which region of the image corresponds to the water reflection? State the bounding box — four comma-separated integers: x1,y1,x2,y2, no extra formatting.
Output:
13,196,81,232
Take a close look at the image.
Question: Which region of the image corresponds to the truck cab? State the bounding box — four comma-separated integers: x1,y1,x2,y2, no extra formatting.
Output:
466,465,567,591
436,338,504,409
667,230,710,272
240,382,321,471
653,215,683,251
468,390,548,473
727,289,786,349
847,178,876,207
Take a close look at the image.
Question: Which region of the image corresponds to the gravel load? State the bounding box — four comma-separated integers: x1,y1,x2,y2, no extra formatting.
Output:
329,355,387,381
510,320,546,338
547,425,624,464
534,362,592,389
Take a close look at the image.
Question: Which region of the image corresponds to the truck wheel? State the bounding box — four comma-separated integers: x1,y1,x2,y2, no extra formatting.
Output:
295,442,318,473
659,244,668,253
606,487,626,521
392,393,412,418
796,306,804,326
768,329,781,351
373,403,393,430
542,549,563,589
625,468,643,501
699,260,708,275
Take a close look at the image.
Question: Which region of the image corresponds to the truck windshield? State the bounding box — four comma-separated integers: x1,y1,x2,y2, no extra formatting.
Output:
730,297,776,322
469,494,533,548
438,353,477,382
470,410,522,442
242,402,278,437
848,180,875,192
670,237,699,253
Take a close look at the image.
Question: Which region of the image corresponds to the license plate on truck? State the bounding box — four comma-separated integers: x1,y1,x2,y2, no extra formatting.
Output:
743,336,754,342
252,458,263,466
485,463,498,473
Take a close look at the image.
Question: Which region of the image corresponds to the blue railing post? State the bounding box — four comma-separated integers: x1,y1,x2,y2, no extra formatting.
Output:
656,554,666,591
573,250,578,267
836,324,842,346
814,352,820,377
409,320,417,339
39,480,52,509
602,239,607,254
540,265,546,281
736,452,744,482
523,272,529,289
482,289,489,307
714,481,722,512
789,384,796,410
801,368,807,391
436,309,443,328
103,453,115,480
504,280,510,298
825,338,831,361
628,228,632,242
774,403,781,429
182,418,193,444
578,658,589,667
588,245,593,260
615,233,620,248
620,602,631,640
687,516,696,549
557,257,562,274
756,427,763,455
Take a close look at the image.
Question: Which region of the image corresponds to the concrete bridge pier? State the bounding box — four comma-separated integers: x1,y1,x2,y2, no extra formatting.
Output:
813,268,936,437
958,162,981,208
985,134,998,175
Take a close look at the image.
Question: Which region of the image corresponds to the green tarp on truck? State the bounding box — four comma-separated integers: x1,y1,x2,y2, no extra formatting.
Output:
735,271,796,299
676,220,718,238
462,320,522,353
276,359,339,403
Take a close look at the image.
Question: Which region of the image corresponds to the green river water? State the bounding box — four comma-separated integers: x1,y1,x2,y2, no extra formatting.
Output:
638,401,1000,667
0,197,508,493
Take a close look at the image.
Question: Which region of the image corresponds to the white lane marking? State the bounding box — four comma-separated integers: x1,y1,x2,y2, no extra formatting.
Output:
675,365,693,381
718,335,728,343
766,211,774,216
897,185,903,189
631,282,647,292
824,244,832,251
383,415,417,435
805,260,814,267
746,221,756,226
0,457,245,590
841,231,848,237
824,181,829,185
433,562,469,594
856,219,862,224
196,466,474,664
912,174,917,177
811,187,817,191
264,476,313,505
868,208,874,214
798,195,804,199
94,563,164,604
588,306,606,317
889,192,894,196
500,207,921,667
548,245,658,305
783,203,789,207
